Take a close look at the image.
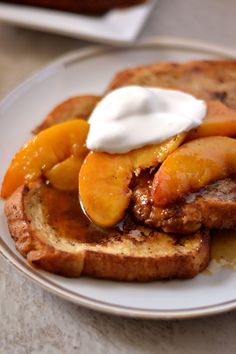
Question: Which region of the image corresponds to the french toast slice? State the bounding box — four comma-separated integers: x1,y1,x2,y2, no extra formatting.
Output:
132,173,236,234
4,180,210,280
107,60,236,110
33,95,100,134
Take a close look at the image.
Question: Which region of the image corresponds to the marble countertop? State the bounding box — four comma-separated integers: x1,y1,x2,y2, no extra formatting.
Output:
1,0,236,353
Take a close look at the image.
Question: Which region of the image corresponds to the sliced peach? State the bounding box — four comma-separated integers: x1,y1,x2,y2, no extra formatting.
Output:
130,133,186,172
1,120,89,198
79,152,132,228
45,155,86,191
152,136,236,206
187,100,236,141
79,133,185,228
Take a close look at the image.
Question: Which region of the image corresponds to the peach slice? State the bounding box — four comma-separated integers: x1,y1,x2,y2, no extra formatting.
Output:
152,136,236,206
79,133,186,228
79,152,133,228
45,155,86,191
187,100,236,141
130,134,186,172
1,120,89,198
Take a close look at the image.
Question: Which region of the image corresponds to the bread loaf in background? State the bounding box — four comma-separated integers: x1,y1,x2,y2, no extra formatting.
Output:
1,0,146,15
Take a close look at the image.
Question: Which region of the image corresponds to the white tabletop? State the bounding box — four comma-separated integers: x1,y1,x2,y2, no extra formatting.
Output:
1,0,236,353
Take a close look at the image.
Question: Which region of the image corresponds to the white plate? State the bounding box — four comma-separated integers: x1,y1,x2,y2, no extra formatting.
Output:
0,1,156,45
1,37,236,319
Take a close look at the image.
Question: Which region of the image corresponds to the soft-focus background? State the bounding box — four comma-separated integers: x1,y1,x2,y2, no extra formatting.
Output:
1,0,236,353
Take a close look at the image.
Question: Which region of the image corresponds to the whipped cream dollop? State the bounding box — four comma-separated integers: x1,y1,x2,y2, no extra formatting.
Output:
86,86,207,153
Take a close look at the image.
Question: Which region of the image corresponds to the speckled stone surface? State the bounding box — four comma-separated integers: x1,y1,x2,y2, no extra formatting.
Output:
1,1,236,353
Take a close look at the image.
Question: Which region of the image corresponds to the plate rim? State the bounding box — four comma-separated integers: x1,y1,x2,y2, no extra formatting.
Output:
1,36,236,320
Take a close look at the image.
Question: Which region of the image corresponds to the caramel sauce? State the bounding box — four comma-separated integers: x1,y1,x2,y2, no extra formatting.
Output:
211,230,236,268
41,184,109,244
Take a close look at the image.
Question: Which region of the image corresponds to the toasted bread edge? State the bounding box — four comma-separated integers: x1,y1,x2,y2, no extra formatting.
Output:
33,95,101,134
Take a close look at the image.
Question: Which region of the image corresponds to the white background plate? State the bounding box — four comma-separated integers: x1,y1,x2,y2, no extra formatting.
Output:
0,1,156,44
1,38,236,319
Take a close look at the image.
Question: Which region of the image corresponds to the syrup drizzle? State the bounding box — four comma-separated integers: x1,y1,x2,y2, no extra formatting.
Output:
208,230,236,272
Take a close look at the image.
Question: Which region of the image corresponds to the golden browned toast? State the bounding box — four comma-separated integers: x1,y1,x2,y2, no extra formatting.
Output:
132,173,236,234
107,60,236,110
4,180,210,280
33,95,100,134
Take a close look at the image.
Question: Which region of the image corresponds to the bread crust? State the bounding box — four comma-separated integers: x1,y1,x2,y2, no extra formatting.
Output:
4,182,210,280
4,184,85,276
33,95,100,134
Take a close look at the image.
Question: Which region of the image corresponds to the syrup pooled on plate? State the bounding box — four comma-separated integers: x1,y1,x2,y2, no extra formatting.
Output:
208,230,236,272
